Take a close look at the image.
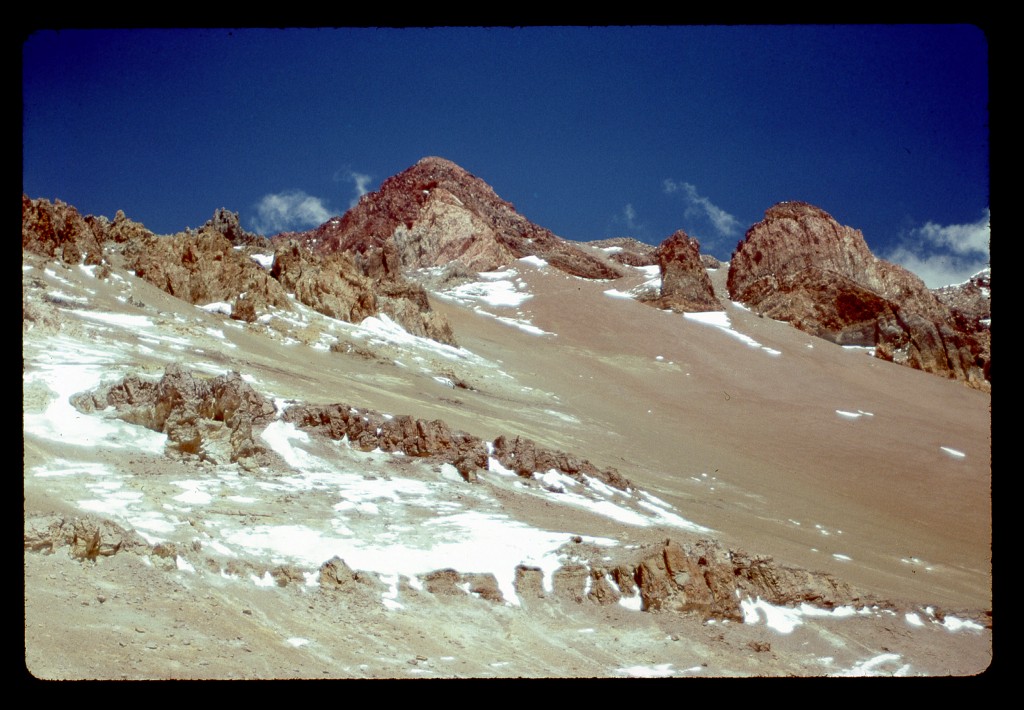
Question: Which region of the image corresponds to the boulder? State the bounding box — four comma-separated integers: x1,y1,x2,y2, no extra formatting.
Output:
24,513,147,560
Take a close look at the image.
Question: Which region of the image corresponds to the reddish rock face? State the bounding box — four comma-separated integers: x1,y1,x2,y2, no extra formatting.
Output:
285,156,622,280
22,195,106,265
727,202,990,390
646,230,718,313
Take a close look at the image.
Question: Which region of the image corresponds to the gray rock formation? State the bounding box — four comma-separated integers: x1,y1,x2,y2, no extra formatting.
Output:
24,513,148,560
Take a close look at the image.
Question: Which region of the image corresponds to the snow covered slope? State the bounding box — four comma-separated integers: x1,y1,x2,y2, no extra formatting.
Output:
22,246,992,678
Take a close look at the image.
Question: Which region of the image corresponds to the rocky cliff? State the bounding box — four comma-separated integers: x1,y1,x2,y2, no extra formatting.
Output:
22,196,457,344
284,156,622,280
727,202,990,390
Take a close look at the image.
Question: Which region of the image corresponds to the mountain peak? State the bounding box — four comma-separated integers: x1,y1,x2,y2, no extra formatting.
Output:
413,155,465,171
292,159,622,280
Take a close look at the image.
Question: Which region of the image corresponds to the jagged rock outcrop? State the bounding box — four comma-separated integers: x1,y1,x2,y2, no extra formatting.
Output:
270,242,379,324
490,435,631,490
701,254,723,270
281,400,632,490
285,156,622,280
87,208,155,245
514,565,546,599
934,268,991,325
934,268,991,381
22,195,106,265
727,202,990,390
71,364,277,465
282,403,487,480
628,539,857,621
124,225,292,323
22,195,458,343
201,207,265,246
24,513,148,560
421,569,504,603
640,230,719,312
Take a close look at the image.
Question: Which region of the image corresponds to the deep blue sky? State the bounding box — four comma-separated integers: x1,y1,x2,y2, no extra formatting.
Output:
23,26,989,286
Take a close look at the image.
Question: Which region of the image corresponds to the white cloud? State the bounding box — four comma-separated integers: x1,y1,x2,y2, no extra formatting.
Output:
620,203,644,233
252,191,332,235
607,203,644,237
624,203,638,228
347,171,373,208
663,179,742,237
886,210,990,288
335,168,374,208
915,210,990,256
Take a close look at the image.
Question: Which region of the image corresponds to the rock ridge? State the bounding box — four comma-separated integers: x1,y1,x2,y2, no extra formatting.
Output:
22,195,457,345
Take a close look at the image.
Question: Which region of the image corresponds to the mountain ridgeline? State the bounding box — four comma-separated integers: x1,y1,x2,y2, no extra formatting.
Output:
22,158,989,390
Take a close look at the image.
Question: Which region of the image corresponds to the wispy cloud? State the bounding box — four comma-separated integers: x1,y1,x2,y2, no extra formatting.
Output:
252,190,332,235
914,211,990,256
663,179,742,238
335,168,374,208
886,210,990,288
623,203,638,229
610,203,642,235
605,203,647,239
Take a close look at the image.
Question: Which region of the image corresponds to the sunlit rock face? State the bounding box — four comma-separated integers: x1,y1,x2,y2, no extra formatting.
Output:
727,202,989,390
286,156,622,280
22,194,457,345
641,230,718,313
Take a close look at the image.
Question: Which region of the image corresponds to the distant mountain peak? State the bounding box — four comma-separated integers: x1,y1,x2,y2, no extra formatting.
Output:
290,157,622,280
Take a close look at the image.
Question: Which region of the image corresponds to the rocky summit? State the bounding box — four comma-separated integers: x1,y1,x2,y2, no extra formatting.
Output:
285,156,623,280
727,202,990,391
22,160,991,679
